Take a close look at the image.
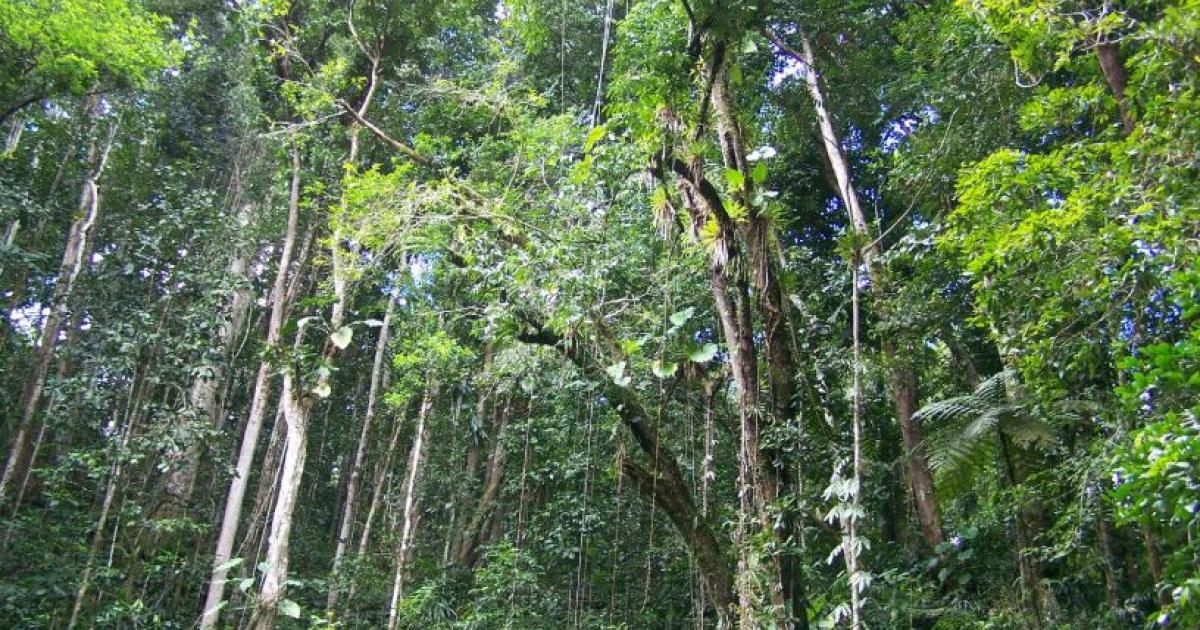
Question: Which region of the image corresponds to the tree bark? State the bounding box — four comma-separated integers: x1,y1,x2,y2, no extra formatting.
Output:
386,380,438,630
249,368,314,629
1,113,115,505
162,230,253,513
774,29,945,550
327,296,394,610
200,141,303,630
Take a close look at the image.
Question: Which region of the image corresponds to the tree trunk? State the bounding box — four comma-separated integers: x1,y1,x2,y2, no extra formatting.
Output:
356,400,405,559
253,188,355,625
1096,508,1122,612
327,296,394,610
200,141,303,630
1,114,116,505
1142,519,1167,605
249,369,314,629
779,30,944,550
710,61,806,626
455,396,509,567
1095,43,1134,134
386,380,438,630
162,234,253,513
519,325,735,624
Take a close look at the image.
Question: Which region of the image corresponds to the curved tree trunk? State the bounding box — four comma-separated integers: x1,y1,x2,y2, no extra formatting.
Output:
519,325,736,625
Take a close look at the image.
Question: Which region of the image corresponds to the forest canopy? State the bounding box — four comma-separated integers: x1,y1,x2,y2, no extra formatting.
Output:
1,0,1198,628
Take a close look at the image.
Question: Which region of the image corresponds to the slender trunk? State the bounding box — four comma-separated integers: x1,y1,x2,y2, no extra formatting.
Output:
66,417,135,630
455,396,509,567
448,345,492,564
3,115,22,154
327,297,394,609
66,305,165,630
343,399,407,606
845,262,865,630
1142,519,1167,605
4,298,86,528
1096,509,1122,612
386,381,438,630
200,142,303,630
253,206,354,625
356,404,405,559
1095,43,1134,134
997,432,1044,628
163,237,253,513
241,406,286,562
249,370,313,629
1,116,116,505
781,30,944,550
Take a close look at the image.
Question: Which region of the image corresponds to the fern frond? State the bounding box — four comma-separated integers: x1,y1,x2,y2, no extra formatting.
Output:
913,394,989,427
999,413,1055,449
973,369,1015,405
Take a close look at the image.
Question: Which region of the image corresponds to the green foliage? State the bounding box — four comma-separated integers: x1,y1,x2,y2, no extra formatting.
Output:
0,0,180,113
0,0,1197,628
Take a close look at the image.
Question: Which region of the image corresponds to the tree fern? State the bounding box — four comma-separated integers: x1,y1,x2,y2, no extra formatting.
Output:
916,370,1055,500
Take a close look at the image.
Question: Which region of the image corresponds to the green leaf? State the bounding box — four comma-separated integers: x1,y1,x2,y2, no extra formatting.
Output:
651,360,678,378
751,161,767,185
331,326,353,350
724,167,745,191
312,382,332,399
238,577,254,592
669,307,694,327
689,343,718,363
605,362,631,386
584,125,606,153
279,599,301,619
215,557,244,572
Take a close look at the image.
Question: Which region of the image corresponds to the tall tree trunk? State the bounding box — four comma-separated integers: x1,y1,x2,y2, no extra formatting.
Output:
774,30,944,550
343,398,407,606
448,344,492,564
455,396,509,567
710,61,807,626
163,231,253,513
1095,507,1122,612
1,113,116,505
356,401,405,559
327,296,394,610
249,368,314,629
200,142,303,630
386,380,438,630
1142,519,1167,605
253,221,354,626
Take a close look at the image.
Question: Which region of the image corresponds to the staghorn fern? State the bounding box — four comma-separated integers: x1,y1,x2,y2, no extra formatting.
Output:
916,370,1056,499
